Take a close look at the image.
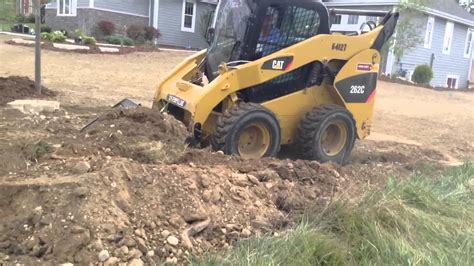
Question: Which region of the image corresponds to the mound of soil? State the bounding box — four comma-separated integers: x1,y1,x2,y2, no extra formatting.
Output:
0,76,56,106
0,106,451,265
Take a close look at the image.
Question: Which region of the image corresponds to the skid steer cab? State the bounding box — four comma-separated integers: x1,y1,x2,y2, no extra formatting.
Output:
153,0,398,163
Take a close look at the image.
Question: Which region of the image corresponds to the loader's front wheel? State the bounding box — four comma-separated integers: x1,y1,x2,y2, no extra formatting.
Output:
297,105,356,164
212,102,281,159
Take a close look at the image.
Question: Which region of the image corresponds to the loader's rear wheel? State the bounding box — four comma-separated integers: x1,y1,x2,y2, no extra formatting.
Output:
212,102,281,159
297,105,356,164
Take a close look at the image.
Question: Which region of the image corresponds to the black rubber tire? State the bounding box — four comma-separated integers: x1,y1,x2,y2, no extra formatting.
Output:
212,102,281,158
297,104,356,164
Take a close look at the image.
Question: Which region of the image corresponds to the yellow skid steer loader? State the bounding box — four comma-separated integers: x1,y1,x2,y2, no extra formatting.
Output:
152,0,399,163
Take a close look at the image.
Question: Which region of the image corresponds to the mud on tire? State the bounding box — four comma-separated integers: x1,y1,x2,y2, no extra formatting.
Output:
212,102,281,159
297,104,356,164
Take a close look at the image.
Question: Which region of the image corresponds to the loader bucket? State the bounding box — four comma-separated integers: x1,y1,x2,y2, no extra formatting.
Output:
80,98,140,132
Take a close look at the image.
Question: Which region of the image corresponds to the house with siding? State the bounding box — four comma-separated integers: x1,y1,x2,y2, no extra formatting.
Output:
324,0,474,89
44,0,217,49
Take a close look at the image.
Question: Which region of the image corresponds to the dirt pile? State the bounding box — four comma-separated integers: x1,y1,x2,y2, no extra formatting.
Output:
0,104,451,265
0,76,56,106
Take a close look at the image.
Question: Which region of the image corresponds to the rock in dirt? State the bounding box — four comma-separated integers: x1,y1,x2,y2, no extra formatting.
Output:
72,161,91,175
7,99,60,114
166,236,179,246
129,258,144,266
104,256,120,266
98,250,110,262
161,230,170,238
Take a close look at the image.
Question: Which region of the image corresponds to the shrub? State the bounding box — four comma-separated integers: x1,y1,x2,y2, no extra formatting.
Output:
41,25,52,33
15,14,26,23
83,36,96,45
412,65,433,84
98,20,116,35
126,24,145,41
105,35,134,46
144,26,161,41
26,14,35,23
47,31,66,43
41,32,52,41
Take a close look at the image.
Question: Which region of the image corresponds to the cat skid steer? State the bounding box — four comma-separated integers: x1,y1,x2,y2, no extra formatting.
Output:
151,0,398,163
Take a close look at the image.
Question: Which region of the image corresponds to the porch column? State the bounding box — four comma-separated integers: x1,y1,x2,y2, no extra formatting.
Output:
153,0,159,29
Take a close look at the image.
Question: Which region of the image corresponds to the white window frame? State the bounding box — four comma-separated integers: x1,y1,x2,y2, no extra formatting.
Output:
442,21,454,55
57,0,77,17
348,15,359,25
446,74,460,89
424,16,435,49
464,28,474,58
181,0,197,33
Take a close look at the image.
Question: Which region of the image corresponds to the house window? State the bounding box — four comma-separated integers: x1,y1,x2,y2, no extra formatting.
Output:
464,29,474,58
446,75,459,89
366,16,377,23
348,15,359,25
424,16,435,48
442,21,454,55
57,0,76,16
333,15,342,25
181,0,196,32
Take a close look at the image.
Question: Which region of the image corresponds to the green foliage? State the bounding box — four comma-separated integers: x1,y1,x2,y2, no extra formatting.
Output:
412,64,434,84
22,140,51,162
41,31,67,43
83,36,96,45
197,163,474,265
105,35,134,46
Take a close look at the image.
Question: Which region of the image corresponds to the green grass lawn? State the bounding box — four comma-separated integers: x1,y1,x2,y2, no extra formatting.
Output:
196,163,474,265
0,22,35,32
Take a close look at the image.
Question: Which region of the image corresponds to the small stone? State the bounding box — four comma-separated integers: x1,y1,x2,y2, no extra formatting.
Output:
168,214,183,228
199,174,212,188
59,263,74,266
113,245,129,258
161,230,170,238
71,225,86,234
123,237,136,247
241,229,251,237
98,250,110,262
135,237,147,253
166,236,179,246
127,248,142,259
72,161,91,175
265,183,274,189
128,258,144,266
104,256,120,266
39,115,46,120
165,257,178,264
146,250,155,257
247,174,260,185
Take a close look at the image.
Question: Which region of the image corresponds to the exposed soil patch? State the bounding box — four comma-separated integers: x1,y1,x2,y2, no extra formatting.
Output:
0,102,453,264
0,76,56,105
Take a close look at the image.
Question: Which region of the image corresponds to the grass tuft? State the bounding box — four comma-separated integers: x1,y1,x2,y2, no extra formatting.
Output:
195,163,474,265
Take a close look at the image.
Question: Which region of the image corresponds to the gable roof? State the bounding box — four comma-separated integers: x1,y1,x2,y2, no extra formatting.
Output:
424,0,474,26
323,0,474,26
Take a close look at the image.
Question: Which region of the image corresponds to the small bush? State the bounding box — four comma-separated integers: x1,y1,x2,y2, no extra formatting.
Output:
26,14,35,23
41,25,52,33
98,20,116,35
41,32,52,41
105,35,134,46
122,36,135,46
412,65,433,84
15,14,26,23
45,31,66,43
144,26,161,41
83,36,96,45
126,24,146,41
